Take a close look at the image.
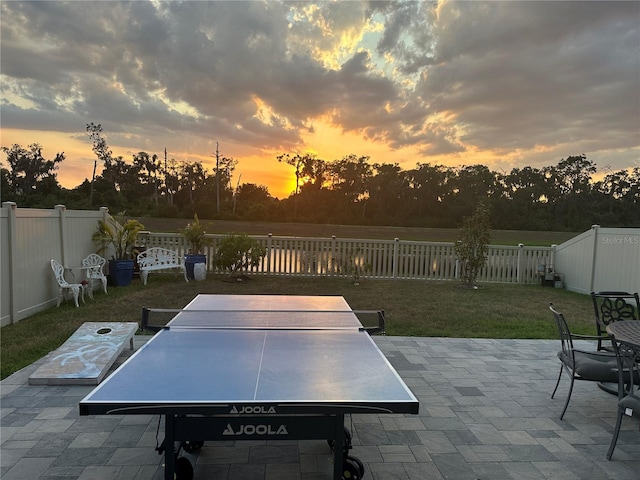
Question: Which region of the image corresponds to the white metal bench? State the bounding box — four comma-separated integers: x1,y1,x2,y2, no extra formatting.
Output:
137,247,189,285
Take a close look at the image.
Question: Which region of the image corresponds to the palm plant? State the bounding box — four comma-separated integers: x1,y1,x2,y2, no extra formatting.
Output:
92,212,144,260
180,214,213,254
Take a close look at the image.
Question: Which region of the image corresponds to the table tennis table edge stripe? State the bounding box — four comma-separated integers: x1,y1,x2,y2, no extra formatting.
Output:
81,401,417,416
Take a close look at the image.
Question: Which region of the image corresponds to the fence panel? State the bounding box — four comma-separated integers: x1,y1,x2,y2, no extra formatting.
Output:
1,206,10,325
553,228,597,294
10,204,631,326
1,203,107,326
137,232,552,285
592,228,640,293
522,247,554,284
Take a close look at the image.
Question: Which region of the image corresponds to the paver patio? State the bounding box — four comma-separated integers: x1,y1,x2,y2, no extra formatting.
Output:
1,336,638,479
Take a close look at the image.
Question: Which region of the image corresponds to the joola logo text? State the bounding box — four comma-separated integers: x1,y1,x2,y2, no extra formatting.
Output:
230,405,276,414
222,423,288,436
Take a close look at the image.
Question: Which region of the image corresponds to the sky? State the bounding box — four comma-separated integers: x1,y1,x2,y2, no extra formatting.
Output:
1,0,639,199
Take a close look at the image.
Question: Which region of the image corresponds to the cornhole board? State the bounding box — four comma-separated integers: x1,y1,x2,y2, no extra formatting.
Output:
28,322,138,385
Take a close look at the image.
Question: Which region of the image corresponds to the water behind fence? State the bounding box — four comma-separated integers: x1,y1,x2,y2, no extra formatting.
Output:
138,232,553,284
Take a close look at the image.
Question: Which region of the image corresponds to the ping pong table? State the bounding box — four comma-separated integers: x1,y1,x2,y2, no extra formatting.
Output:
79,294,419,479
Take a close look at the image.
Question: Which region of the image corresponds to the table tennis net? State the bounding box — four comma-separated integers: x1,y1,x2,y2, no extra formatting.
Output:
141,307,385,334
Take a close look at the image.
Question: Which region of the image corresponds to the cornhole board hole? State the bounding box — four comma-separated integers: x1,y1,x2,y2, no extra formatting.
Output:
28,322,138,385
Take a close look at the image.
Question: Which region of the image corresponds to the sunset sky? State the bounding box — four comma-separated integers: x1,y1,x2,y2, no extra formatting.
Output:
1,1,639,199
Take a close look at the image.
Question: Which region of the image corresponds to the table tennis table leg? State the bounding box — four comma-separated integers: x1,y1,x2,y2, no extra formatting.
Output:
332,414,345,480
164,415,175,480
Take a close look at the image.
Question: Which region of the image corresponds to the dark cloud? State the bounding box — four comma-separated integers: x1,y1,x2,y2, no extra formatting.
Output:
1,0,638,173
396,1,640,159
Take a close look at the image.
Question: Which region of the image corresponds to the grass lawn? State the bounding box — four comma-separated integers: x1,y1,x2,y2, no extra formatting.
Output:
1,274,595,380
136,217,580,246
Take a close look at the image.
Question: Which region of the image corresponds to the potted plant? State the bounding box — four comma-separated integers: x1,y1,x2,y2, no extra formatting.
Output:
92,212,144,286
180,214,213,280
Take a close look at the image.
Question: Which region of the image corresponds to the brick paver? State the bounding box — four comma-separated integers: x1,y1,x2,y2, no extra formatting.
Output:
1,336,638,479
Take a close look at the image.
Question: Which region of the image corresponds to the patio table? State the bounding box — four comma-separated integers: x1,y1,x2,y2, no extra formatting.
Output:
607,321,640,348
64,265,93,282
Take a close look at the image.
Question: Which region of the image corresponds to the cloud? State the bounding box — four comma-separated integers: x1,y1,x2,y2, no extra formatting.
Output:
412,1,640,155
0,0,638,184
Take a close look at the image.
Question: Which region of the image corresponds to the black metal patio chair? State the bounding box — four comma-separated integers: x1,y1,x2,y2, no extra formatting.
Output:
607,336,640,460
549,303,618,420
591,291,640,352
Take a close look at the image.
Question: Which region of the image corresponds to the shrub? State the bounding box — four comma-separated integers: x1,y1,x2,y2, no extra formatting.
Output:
331,247,372,284
213,234,267,278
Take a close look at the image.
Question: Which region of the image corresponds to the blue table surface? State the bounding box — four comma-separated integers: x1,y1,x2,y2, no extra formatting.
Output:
80,295,418,411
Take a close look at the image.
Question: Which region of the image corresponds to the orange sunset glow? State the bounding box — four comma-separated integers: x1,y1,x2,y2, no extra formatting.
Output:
1,1,638,200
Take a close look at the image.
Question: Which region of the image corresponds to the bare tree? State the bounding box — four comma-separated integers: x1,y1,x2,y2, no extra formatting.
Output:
86,123,112,207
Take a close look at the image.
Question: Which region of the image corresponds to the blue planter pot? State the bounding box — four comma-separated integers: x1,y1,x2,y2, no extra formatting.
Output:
109,259,135,287
185,254,207,280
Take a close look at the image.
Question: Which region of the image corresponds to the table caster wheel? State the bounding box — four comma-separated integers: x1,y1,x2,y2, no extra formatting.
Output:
181,440,204,453
351,456,364,476
342,456,364,480
174,456,193,480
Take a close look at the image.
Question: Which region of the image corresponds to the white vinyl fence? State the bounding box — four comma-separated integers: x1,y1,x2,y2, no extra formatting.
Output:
1,203,109,326
3,204,637,326
137,232,553,285
553,225,640,294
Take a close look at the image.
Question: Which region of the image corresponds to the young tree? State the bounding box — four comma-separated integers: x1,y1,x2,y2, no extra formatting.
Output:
454,203,492,288
213,233,267,279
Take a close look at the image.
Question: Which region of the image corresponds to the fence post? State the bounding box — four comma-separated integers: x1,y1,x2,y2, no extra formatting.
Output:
331,236,337,276
266,233,272,276
95,206,114,259
3,202,17,324
138,231,150,248
392,238,399,279
99,206,109,222
55,205,68,266
517,243,524,284
589,224,600,293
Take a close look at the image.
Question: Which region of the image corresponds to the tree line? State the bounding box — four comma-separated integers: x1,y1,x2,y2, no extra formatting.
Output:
1,127,638,231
